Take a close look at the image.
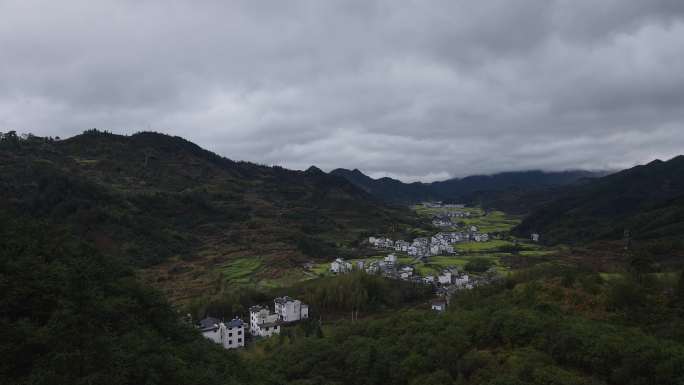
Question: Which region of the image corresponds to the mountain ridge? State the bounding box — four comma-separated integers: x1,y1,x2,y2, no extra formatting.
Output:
514,155,684,258
330,167,607,205
0,130,422,301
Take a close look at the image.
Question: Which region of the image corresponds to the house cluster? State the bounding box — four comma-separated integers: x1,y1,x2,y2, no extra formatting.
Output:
250,296,309,338
330,258,353,274
330,253,492,297
369,236,451,259
435,266,495,301
422,202,466,209
331,254,398,276
369,228,489,259
431,210,473,227
430,266,500,312
431,270,475,312
198,296,309,349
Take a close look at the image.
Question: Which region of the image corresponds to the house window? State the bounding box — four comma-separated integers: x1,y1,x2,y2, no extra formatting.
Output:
265,327,269,331
238,338,242,343
229,332,232,337
238,330,242,335
228,340,232,345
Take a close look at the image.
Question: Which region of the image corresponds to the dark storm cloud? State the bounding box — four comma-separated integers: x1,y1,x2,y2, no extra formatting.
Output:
1,0,684,181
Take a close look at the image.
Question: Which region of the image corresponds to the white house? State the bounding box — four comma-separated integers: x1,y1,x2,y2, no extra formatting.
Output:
274,296,309,323
438,270,452,285
395,240,410,252
330,258,352,274
531,233,540,242
413,237,429,246
470,225,479,232
454,274,470,287
473,233,489,242
199,317,245,349
370,237,394,248
431,299,447,312
399,266,414,279
219,318,245,349
384,254,397,267
423,275,435,284
249,305,281,338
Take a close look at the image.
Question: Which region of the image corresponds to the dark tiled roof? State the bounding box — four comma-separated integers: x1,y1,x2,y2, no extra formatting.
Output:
198,317,220,329
274,296,293,304
227,318,244,328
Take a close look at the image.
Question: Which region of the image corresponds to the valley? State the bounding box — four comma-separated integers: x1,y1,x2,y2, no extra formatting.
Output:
4,131,684,385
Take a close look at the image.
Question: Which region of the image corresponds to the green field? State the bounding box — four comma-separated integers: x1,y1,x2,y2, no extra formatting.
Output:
220,257,321,289
412,205,522,233
220,258,264,285
412,205,483,217
454,239,513,252
459,210,521,233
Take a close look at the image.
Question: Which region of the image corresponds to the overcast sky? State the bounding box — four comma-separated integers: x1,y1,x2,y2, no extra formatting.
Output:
2,1,684,181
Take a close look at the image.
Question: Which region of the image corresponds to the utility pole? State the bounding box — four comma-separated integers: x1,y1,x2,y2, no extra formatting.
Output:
623,229,632,253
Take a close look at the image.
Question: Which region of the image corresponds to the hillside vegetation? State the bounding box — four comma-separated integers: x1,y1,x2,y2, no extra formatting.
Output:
0,215,251,385
7,212,684,385
0,130,422,301
243,265,684,385
515,156,684,259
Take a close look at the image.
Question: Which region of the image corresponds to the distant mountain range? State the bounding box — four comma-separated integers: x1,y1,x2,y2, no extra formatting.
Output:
334,159,684,258
514,156,684,255
330,168,606,205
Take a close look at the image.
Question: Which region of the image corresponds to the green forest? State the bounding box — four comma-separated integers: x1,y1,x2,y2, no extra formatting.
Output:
5,211,684,384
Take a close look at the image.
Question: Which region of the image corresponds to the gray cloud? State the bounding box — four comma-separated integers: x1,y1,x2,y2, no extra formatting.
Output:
1,0,684,181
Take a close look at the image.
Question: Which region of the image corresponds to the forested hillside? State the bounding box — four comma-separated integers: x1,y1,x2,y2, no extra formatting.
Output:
7,215,684,385
0,130,422,300
0,214,251,385
515,156,684,257
245,265,684,385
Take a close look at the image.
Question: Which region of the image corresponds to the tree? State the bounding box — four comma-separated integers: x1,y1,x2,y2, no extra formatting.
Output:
465,258,494,273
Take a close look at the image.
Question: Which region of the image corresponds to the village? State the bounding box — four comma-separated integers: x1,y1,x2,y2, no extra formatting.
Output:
195,203,538,351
